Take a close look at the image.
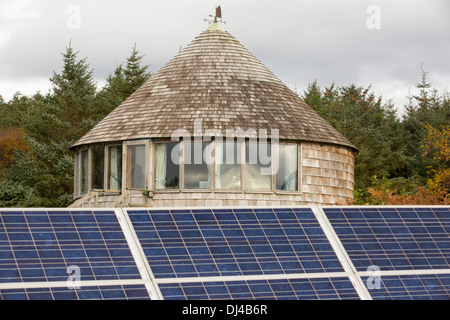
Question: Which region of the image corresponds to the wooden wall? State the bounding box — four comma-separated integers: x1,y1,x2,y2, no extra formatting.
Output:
301,142,354,205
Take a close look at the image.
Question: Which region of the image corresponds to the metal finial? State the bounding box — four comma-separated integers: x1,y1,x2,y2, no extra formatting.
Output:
204,5,226,24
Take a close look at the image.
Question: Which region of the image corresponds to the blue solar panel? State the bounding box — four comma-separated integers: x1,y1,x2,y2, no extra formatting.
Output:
0,284,151,300
323,207,450,271
127,208,344,279
362,274,450,300
0,210,141,283
159,277,359,300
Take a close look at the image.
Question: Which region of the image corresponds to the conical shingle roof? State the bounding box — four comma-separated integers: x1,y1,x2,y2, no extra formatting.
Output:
73,23,356,150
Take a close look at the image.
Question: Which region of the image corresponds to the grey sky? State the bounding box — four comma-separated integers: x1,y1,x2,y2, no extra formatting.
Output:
1,0,449,114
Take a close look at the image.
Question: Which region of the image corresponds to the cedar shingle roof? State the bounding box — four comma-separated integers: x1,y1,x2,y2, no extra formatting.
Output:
72,23,356,150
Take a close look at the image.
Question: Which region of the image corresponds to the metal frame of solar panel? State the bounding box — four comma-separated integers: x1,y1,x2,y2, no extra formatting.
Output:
120,206,371,300
321,205,450,300
1,205,449,300
0,208,157,300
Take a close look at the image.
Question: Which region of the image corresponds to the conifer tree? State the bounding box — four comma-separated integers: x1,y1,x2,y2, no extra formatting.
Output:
47,41,97,142
123,43,151,96
95,44,151,117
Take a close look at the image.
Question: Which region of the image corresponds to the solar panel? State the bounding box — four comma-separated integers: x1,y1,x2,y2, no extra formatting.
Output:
0,209,141,283
1,205,449,301
0,284,151,300
159,277,360,300
126,207,344,279
322,206,450,271
362,274,450,300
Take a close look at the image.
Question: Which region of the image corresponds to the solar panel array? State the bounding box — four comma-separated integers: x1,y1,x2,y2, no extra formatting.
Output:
158,277,360,300
0,206,449,300
0,209,141,283
127,208,344,279
323,207,450,271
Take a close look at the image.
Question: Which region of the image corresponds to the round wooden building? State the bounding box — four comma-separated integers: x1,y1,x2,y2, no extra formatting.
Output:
70,22,357,208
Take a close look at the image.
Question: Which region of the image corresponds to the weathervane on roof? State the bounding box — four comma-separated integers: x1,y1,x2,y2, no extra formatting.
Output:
204,5,226,24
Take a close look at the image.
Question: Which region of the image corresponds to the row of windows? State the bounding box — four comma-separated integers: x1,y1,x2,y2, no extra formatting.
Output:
75,141,299,196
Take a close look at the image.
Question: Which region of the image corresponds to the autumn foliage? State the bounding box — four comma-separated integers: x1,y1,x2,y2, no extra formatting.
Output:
420,124,450,192
367,187,449,205
0,128,30,176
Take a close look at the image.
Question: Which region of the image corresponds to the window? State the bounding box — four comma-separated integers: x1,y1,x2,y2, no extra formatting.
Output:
215,141,241,190
108,146,122,190
128,145,146,189
80,150,89,194
184,141,212,189
155,142,180,189
276,144,298,191
92,147,105,190
245,141,271,190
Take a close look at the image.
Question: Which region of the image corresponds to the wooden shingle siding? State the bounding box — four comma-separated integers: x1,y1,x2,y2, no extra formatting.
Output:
301,142,354,204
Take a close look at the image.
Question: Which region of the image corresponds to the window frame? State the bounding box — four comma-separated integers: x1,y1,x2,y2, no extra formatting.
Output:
107,144,123,192
91,146,106,191
153,140,181,192
274,142,300,193
124,140,149,191
182,139,214,192
244,139,273,193
73,139,302,199
79,148,90,196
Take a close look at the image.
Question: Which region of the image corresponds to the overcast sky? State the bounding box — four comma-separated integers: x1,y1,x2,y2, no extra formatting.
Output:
1,0,449,114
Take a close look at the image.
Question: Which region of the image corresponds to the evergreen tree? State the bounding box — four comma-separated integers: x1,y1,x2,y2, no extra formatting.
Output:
0,93,32,129
123,43,151,96
0,43,96,207
303,82,408,202
95,44,152,118
401,68,450,180
35,42,97,143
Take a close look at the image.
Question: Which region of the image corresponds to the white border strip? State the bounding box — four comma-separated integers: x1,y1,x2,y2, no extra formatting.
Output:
97,204,450,212
154,272,353,284
115,208,164,300
117,208,165,300
312,206,373,300
357,269,450,277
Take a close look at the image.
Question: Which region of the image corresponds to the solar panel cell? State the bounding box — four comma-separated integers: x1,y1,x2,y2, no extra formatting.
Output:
158,277,360,300
0,210,142,283
363,274,450,300
128,208,344,279
0,285,151,300
323,207,450,271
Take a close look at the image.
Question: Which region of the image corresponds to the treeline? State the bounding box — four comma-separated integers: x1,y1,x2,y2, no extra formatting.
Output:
303,75,449,204
0,44,151,207
0,44,449,207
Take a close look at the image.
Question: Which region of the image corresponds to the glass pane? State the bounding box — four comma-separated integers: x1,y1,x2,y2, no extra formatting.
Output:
108,146,122,190
215,141,241,190
184,141,211,189
155,143,180,189
92,147,105,190
276,144,298,191
80,150,89,194
245,142,271,190
128,145,146,189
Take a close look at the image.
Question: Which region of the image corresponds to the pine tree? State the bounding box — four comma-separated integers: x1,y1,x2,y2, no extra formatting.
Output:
47,41,97,142
95,44,152,117
124,43,151,96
